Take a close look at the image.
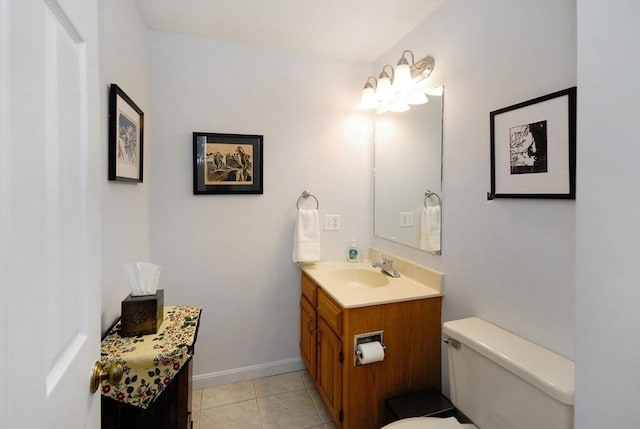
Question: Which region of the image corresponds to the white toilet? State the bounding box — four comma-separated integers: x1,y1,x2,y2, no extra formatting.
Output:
383,317,575,429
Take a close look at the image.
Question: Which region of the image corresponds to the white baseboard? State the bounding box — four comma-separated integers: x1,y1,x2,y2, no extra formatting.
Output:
192,357,306,391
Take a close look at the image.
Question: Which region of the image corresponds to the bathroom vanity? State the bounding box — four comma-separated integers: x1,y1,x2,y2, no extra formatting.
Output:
300,258,443,429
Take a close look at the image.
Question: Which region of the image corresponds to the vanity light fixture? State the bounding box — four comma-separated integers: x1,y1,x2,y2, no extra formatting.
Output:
359,50,436,113
426,85,444,96
393,55,413,92
376,65,395,101
405,91,429,106
359,76,378,109
358,76,378,110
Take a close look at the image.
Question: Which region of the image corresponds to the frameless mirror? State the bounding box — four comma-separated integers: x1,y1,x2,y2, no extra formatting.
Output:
374,87,444,253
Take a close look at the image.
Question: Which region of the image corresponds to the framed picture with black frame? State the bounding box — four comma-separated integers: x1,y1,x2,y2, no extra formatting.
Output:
488,87,576,200
193,132,263,195
108,84,144,182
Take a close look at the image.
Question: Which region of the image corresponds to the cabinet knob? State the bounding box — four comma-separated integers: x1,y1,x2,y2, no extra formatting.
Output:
90,361,124,393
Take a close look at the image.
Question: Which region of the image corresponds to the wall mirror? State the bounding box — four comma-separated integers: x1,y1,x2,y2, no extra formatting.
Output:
374,87,444,253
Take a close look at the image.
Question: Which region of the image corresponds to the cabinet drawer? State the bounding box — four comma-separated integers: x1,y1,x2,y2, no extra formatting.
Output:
317,289,343,335
301,273,317,306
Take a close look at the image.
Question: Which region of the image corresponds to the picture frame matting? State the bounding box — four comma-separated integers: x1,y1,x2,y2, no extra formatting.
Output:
193,132,264,195
489,86,576,200
108,83,144,182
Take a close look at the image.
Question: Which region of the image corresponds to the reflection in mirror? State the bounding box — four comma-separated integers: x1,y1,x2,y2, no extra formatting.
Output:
374,87,443,253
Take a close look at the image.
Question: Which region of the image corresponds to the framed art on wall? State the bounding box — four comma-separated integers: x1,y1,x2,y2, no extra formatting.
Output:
193,132,263,195
109,84,144,182
488,86,576,199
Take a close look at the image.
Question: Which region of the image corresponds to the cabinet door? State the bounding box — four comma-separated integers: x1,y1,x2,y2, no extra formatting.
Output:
317,318,343,425
101,358,192,429
300,296,317,380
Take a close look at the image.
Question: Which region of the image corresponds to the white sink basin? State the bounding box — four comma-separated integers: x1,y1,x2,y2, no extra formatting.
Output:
329,268,389,288
301,260,442,308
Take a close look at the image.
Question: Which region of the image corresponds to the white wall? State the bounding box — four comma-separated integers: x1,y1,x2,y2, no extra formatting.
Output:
575,2,640,426
147,32,372,387
146,0,577,390
372,0,577,372
94,0,640,422
98,0,150,330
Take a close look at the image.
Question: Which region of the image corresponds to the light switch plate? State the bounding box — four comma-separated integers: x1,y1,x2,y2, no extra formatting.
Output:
324,214,341,230
400,211,414,227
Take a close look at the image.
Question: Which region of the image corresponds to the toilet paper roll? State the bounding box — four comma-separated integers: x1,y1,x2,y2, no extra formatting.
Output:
356,341,385,365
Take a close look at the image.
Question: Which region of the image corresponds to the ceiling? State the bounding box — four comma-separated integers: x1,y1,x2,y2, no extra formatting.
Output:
134,0,444,62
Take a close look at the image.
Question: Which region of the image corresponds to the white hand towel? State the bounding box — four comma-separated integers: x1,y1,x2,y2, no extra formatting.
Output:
420,205,441,252
292,209,321,263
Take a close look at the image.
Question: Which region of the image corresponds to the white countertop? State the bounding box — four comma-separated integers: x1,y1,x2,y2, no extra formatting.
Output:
300,260,442,308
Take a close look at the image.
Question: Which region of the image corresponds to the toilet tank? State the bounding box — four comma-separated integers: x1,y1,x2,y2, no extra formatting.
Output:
443,318,574,429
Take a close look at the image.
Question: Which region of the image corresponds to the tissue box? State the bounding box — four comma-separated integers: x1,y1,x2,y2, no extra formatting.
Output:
120,290,164,337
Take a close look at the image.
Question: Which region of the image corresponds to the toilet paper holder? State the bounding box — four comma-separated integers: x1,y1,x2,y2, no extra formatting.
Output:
354,330,385,366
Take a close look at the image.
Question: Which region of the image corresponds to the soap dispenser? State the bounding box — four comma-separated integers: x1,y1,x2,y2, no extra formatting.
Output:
348,240,359,263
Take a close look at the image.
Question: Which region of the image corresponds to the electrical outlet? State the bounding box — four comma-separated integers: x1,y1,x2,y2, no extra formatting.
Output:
400,211,414,227
324,214,341,231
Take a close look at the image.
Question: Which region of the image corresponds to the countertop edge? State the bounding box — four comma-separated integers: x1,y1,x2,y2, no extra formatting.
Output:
300,261,442,309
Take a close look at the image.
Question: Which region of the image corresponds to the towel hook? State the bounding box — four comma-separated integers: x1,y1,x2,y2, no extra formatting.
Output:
424,190,441,207
297,190,319,210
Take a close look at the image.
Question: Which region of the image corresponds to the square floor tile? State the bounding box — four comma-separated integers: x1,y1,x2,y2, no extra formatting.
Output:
191,410,200,429
258,389,322,429
199,399,261,429
201,380,256,409
307,387,333,423
254,371,305,398
299,370,314,388
192,389,202,411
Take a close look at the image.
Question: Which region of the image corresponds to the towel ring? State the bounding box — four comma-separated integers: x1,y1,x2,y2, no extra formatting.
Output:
297,190,319,209
424,190,441,207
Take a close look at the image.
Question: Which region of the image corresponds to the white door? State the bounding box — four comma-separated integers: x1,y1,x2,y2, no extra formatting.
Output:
0,0,101,428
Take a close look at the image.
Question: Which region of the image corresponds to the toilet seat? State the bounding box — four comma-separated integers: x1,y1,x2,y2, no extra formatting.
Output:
381,416,478,429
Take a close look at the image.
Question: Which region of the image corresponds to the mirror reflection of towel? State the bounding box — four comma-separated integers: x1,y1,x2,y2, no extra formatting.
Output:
420,206,441,252
292,209,321,262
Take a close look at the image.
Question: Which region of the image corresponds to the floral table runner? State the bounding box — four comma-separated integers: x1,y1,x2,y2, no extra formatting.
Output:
100,305,201,409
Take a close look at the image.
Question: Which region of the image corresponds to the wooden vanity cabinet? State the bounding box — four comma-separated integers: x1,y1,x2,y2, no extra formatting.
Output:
300,292,317,379
301,273,344,424
300,272,442,429
316,292,344,424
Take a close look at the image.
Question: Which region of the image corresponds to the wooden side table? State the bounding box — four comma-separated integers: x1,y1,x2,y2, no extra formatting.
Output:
100,306,201,429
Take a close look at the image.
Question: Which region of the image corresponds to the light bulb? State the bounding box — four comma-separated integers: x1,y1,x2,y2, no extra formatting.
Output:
375,104,388,115
388,100,410,112
393,63,412,92
376,75,393,102
413,77,431,93
406,92,429,105
426,85,444,96
359,86,377,109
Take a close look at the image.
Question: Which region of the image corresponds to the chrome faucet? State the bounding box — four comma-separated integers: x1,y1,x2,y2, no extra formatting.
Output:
372,254,400,278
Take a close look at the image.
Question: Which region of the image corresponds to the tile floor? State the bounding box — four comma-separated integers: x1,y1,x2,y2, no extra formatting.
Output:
191,370,337,429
